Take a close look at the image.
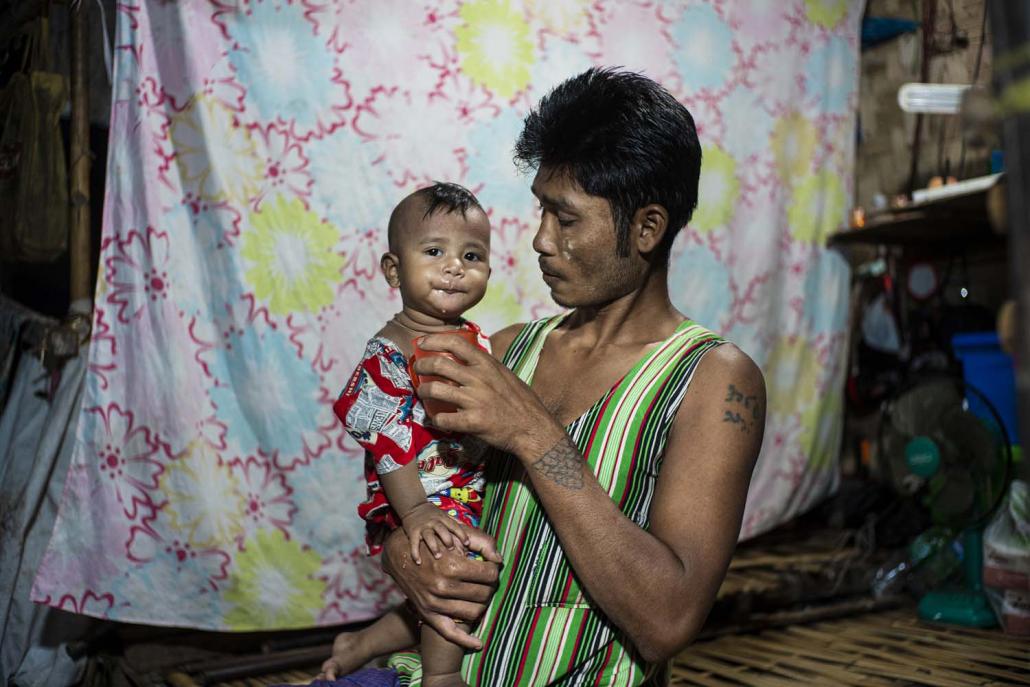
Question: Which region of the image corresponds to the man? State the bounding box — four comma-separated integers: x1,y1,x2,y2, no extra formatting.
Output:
384,67,764,686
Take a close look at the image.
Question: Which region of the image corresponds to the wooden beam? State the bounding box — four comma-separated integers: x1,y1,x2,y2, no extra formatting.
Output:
69,0,91,307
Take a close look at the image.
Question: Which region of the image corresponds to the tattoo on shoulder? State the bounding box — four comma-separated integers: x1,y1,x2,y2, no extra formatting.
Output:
531,436,584,490
723,383,762,434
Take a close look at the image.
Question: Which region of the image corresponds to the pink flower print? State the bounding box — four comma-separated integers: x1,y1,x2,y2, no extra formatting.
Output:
316,547,401,623
303,0,450,98
250,124,313,210
352,86,469,188
50,590,116,618
141,0,227,108
88,306,118,392
88,403,166,520
105,226,173,324
344,227,384,280
232,455,297,540
586,2,677,87
126,522,232,592
432,70,502,126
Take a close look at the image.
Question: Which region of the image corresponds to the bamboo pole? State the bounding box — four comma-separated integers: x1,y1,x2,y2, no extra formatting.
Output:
69,0,91,307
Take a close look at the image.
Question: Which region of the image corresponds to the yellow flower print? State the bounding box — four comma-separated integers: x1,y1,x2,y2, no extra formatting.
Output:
771,113,817,183
800,377,844,469
224,529,326,629
691,145,739,234
241,196,345,314
788,171,847,244
525,0,589,35
763,337,821,417
804,0,849,29
456,0,535,99
160,442,245,548
169,96,262,203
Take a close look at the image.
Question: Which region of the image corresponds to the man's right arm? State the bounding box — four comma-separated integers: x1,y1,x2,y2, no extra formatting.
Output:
380,527,500,649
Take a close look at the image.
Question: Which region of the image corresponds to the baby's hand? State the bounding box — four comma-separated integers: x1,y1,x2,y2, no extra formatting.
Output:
401,502,470,564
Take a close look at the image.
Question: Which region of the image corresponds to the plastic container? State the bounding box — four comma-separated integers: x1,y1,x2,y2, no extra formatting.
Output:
952,332,1020,445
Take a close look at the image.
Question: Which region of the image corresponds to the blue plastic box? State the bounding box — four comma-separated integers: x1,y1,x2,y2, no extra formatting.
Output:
952,332,1020,445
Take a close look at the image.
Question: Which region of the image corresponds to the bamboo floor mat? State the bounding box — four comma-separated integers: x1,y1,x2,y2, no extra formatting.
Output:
670,608,1029,686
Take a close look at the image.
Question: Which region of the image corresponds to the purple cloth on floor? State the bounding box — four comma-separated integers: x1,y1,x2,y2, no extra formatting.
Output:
272,668,399,687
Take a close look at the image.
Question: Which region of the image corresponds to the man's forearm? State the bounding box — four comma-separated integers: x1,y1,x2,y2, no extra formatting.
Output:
515,430,703,661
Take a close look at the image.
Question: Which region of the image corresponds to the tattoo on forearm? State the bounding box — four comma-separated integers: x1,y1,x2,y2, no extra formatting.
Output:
531,436,584,490
723,383,762,434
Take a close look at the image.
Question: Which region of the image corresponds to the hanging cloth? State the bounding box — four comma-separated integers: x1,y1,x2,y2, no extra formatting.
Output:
0,17,69,263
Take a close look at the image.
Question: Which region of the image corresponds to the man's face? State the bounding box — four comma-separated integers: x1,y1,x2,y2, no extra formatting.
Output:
387,207,491,320
531,167,639,308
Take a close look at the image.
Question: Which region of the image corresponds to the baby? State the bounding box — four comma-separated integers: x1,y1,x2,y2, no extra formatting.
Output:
325,182,500,687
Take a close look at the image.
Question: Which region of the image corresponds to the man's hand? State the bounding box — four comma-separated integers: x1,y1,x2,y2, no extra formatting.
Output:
381,527,501,650
412,333,564,457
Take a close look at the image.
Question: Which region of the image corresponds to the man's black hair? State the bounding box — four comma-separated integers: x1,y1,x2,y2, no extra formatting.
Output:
387,182,484,250
514,67,702,262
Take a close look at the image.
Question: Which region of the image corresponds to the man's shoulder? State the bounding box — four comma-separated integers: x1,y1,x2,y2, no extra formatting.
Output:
490,323,528,362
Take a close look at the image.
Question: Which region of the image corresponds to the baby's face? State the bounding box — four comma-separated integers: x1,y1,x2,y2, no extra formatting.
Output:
390,208,491,321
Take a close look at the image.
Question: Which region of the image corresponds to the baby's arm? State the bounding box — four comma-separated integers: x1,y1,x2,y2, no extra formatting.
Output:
380,464,470,565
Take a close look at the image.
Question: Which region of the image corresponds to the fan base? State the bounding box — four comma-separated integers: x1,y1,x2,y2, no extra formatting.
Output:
918,590,998,628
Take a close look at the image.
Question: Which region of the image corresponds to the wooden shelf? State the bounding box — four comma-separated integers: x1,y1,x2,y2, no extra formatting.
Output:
828,175,1007,248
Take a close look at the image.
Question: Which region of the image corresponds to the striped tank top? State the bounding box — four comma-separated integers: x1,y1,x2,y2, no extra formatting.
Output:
392,315,724,686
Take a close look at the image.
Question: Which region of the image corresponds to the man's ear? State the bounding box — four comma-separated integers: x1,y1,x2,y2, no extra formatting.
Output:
632,204,669,255
380,252,401,288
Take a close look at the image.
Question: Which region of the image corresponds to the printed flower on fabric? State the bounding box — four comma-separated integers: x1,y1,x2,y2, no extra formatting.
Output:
104,226,173,325
231,456,297,540
464,108,529,216
352,86,470,187
668,236,733,332
337,226,382,282
771,112,818,183
763,336,822,417
456,0,535,99
788,171,847,244
317,547,403,625
801,251,851,335
160,442,246,549
250,124,313,210
748,43,806,116
691,145,740,235
142,0,227,107
206,311,336,470
803,36,857,114
223,0,352,140
303,0,450,99
223,529,326,629
125,519,232,595
169,96,262,203
529,33,594,99
800,371,845,469
723,0,791,48
287,449,367,551
586,1,676,87
669,3,735,96
526,0,590,36
241,195,345,315
46,591,116,618
307,130,395,233
87,403,167,520
804,0,849,29
720,86,774,161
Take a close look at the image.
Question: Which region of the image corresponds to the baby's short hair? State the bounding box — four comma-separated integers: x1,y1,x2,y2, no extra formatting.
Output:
388,182,484,250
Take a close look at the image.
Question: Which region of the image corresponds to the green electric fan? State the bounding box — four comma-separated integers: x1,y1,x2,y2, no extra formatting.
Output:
879,376,1013,627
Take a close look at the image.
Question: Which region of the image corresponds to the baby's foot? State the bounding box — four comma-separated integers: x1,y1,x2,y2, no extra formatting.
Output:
318,631,372,680
422,673,469,687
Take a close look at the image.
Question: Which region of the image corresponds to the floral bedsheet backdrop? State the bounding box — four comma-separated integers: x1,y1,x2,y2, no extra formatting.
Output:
33,0,861,630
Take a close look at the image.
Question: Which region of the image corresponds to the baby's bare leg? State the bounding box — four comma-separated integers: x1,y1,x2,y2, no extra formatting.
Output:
320,606,418,680
421,622,470,687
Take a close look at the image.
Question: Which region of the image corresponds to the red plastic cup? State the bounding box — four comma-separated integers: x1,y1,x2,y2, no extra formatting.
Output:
407,328,478,419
